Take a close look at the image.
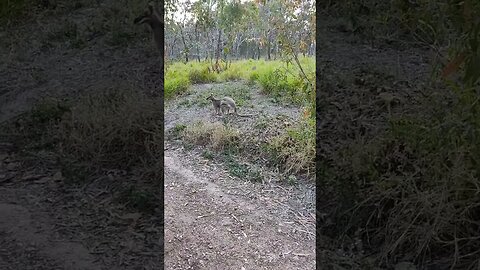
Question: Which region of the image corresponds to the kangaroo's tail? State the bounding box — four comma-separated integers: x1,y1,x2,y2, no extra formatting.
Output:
236,112,257,117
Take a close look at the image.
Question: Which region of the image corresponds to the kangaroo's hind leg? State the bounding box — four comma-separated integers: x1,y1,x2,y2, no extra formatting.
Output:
220,103,229,115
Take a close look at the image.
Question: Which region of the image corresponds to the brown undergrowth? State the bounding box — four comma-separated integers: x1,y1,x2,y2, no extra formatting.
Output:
317,2,480,268
1,86,163,201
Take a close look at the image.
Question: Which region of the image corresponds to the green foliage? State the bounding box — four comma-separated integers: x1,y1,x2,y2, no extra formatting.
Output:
165,57,315,106
188,67,216,84
219,1,245,31
257,68,305,104
168,123,187,139
165,76,190,100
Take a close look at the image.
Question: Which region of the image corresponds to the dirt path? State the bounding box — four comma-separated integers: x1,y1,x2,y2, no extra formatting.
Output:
164,82,315,269
164,146,315,270
0,142,163,270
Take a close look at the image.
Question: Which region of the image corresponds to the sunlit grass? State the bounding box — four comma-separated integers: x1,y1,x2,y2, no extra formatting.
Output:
165,57,315,105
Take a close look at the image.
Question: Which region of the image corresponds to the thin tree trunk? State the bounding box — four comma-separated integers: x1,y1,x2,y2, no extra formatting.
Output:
180,27,189,62
215,28,222,65
195,24,200,62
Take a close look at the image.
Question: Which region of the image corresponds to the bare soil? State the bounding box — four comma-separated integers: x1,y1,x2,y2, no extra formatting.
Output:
0,142,163,270
164,145,315,269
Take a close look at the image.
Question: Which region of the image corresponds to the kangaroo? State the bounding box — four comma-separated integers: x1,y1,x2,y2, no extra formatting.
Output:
206,94,223,115
134,3,163,51
206,94,256,117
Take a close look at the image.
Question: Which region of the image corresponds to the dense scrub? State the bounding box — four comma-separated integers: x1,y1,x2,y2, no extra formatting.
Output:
319,1,480,269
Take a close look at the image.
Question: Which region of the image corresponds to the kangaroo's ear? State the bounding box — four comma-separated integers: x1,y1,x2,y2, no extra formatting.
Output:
133,15,145,24
148,2,154,13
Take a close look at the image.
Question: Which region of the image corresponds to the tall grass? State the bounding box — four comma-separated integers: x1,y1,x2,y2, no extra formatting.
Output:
267,116,316,175
321,88,480,268
164,57,315,105
7,87,163,175
319,1,480,268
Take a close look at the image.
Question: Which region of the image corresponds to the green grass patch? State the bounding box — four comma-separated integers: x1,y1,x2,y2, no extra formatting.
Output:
165,57,315,105
188,66,216,84
225,155,263,183
201,149,214,160
165,76,190,100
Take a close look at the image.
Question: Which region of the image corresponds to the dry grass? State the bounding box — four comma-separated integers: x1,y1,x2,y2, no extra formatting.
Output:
319,87,480,268
56,86,163,169
317,2,480,268
182,121,240,151
174,114,315,182
3,86,163,177
268,117,316,176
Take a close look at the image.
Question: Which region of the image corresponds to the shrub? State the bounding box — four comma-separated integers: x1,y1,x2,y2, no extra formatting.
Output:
164,76,190,99
268,116,315,175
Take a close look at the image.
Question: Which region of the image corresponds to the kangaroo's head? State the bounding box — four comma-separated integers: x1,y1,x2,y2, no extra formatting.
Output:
134,3,162,28
206,93,215,101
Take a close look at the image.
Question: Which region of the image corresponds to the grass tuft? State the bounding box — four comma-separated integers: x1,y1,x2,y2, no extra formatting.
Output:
182,121,240,151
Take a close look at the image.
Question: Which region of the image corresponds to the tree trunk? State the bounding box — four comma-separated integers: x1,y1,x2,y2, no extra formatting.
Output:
266,41,271,60
170,37,177,61
215,28,222,65
266,31,271,60
180,27,189,63
195,24,201,62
